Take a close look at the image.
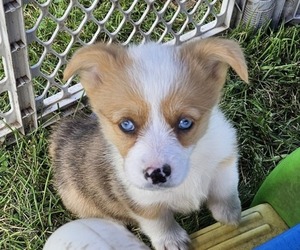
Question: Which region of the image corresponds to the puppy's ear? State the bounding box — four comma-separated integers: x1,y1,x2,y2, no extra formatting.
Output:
63,43,128,92
180,38,248,85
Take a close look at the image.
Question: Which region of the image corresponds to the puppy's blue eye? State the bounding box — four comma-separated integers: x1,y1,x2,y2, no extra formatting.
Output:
119,119,135,133
178,118,193,130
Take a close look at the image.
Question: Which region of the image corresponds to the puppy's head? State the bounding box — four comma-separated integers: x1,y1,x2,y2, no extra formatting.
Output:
64,39,248,190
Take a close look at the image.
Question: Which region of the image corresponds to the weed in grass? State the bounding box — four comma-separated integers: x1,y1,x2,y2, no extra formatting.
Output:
0,57,4,81
0,91,11,114
0,60,10,114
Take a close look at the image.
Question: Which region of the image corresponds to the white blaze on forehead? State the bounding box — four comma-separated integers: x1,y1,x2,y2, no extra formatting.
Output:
127,43,184,105
127,43,184,150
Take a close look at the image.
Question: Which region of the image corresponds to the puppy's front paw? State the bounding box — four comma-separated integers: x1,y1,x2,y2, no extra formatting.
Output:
152,224,190,250
209,195,241,225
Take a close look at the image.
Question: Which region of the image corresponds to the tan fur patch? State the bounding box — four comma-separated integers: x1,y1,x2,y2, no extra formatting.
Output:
162,89,211,147
219,156,237,168
181,38,249,83
97,102,149,157
64,43,150,157
59,182,164,221
162,38,248,147
94,86,149,157
129,202,165,220
58,184,106,218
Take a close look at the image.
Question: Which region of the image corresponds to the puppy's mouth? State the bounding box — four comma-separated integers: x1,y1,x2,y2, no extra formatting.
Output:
140,181,175,190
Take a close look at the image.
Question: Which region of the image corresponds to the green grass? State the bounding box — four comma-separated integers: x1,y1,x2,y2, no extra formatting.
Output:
0,129,73,249
1,1,300,249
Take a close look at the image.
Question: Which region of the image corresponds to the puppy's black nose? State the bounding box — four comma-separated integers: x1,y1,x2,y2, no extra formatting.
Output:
144,164,172,184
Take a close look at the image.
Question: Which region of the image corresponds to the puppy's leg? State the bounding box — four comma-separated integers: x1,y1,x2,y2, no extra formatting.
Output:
206,157,241,225
133,210,190,250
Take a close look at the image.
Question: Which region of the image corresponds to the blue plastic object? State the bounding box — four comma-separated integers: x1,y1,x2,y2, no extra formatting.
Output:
254,224,300,250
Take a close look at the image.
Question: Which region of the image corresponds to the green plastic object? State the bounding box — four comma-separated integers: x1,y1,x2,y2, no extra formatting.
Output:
251,147,300,227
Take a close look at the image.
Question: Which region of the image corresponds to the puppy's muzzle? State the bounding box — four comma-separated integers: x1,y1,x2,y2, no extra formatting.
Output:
144,164,171,184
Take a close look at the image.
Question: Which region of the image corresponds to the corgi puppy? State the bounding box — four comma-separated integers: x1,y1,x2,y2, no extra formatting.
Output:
50,38,248,250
